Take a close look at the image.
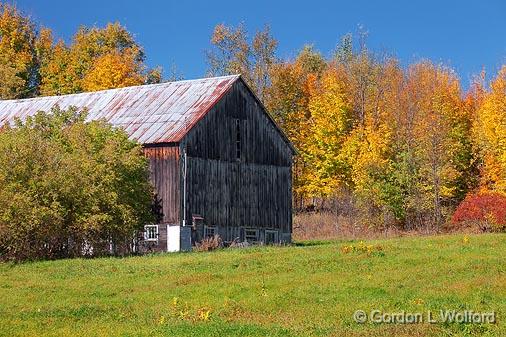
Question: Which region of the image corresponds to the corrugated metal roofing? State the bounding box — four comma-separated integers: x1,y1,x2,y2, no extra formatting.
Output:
0,75,240,144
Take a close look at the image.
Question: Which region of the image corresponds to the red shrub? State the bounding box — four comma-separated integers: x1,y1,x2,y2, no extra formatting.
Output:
452,192,506,231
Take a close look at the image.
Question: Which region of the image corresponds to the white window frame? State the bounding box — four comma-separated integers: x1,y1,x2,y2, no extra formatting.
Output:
265,230,279,244
244,228,259,242
144,225,159,242
204,225,217,238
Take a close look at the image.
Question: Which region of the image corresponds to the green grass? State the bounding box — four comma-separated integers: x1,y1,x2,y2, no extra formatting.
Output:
1,233,505,337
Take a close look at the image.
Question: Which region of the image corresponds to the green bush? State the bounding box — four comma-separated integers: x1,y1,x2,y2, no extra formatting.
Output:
0,106,156,261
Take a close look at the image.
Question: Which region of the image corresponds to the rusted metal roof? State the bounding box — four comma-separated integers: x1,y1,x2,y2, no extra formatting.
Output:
0,75,240,144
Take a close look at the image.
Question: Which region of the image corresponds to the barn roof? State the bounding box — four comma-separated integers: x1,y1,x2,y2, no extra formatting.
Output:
0,75,240,144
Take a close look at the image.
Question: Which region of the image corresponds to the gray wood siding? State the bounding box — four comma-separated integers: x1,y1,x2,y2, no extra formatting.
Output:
184,81,292,166
144,146,180,224
181,80,293,239
185,158,291,232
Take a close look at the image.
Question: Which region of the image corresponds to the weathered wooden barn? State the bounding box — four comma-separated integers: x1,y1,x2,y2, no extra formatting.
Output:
0,75,295,252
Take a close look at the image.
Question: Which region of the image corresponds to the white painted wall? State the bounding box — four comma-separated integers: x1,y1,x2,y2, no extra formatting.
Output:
166,225,180,252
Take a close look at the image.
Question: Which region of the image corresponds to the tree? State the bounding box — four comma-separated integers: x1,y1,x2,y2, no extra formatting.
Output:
328,34,402,222
304,65,352,198
266,45,326,207
206,23,277,100
0,107,156,261
207,23,249,77
0,3,39,98
0,4,163,97
260,29,479,230
82,49,144,91
473,66,506,194
39,22,160,95
401,62,471,228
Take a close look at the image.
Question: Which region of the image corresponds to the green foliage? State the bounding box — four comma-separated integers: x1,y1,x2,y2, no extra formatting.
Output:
0,107,156,261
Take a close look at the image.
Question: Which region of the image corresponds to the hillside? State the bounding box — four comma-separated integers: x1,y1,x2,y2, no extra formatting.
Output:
1,234,505,337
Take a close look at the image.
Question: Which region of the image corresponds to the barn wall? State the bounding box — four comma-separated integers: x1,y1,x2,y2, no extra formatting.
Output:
144,146,180,224
181,80,293,242
143,146,180,251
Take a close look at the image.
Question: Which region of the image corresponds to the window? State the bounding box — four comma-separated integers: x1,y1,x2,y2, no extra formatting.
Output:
244,229,258,243
265,230,279,244
144,225,159,241
235,119,241,160
192,214,204,229
204,225,216,238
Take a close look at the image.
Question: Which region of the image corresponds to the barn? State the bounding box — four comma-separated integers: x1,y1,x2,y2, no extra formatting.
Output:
0,75,295,252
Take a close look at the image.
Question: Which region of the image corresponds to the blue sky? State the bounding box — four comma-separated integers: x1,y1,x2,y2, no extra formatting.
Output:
16,0,506,88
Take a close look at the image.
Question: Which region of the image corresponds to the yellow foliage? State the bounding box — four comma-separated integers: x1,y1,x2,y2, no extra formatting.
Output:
82,50,144,91
0,3,37,98
39,23,147,95
39,41,78,95
404,62,468,207
473,66,506,193
304,66,352,197
339,123,392,202
266,47,326,202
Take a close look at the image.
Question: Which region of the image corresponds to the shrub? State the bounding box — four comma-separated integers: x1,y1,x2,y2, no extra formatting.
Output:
0,106,156,261
451,192,506,232
195,235,223,252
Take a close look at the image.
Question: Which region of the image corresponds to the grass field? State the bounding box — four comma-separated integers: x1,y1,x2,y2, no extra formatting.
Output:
1,233,504,337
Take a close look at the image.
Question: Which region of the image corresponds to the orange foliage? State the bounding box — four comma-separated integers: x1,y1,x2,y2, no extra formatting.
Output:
82,50,144,91
473,66,506,193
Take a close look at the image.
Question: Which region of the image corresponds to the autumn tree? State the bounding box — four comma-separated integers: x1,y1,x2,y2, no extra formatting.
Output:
39,23,159,95
0,3,163,97
82,49,144,91
304,65,352,198
473,66,506,194
264,31,475,229
0,3,39,98
266,45,326,207
331,35,403,223
390,62,473,228
207,23,249,77
207,23,277,100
